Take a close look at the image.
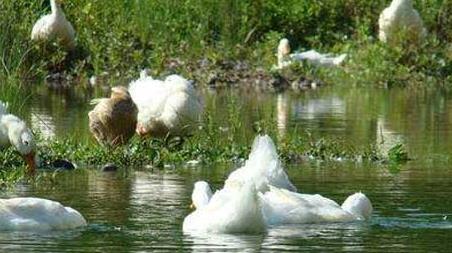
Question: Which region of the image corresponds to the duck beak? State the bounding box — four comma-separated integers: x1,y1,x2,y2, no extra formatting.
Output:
136,124,148,137
190,202,195,210
23,152,37,175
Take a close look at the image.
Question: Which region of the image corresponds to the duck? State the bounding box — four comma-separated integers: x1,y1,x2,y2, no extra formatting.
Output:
31,0,76,49
276,38,347,69
225,134,297,193
259,186,373,225
378,0,426,44
183,181,266,234
88,86,138,146
0,197,86,231
0,102,38,174
128,71,203,138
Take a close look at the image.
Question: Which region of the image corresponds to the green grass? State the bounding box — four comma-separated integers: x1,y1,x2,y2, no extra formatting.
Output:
0,0,450,88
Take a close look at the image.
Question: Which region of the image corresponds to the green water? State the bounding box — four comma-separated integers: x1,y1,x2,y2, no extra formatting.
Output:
3,85,452,251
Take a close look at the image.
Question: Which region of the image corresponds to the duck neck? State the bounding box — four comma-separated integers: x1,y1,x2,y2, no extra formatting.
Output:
50,0,63,17
391,0,412,8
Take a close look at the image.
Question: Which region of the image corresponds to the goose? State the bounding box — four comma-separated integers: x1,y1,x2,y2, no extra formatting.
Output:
0,102,38,174
0,197,86,231
259,186,373,225
276,38,347,69
88,86,138,146
378,0,426,44
225,134,297,193
31,0,76,49
183,181,266,234
128,71,203,138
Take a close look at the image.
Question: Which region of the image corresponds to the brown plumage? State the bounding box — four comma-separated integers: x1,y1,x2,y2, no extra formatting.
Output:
88,86,138,146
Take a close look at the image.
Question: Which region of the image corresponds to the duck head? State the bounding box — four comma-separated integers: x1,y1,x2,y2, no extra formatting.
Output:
5,115,37,174
110,86,131,100
341,192,373,220
190,181,213,209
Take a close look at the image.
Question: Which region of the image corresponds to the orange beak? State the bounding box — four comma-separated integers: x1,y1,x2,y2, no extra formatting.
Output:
23,152,37,175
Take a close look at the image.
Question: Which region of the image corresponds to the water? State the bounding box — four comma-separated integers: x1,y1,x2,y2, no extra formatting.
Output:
3,85,452,251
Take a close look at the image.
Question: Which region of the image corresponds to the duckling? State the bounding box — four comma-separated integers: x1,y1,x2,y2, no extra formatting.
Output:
88,86,138,146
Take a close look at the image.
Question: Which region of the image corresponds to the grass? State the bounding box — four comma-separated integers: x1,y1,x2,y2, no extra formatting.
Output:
0,0,450,88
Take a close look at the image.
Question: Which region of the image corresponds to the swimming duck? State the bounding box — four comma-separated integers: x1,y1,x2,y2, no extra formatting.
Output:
260,186,373,225
0,102,38,174
0,197,86,231
225,134,297,193
31,0,76,49
276,38,347,69
183,181,266,234
378,0,426,44
88,86,138,146
128,71,203,138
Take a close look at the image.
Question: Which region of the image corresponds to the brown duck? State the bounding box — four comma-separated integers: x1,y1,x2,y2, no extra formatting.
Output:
88,86,137,146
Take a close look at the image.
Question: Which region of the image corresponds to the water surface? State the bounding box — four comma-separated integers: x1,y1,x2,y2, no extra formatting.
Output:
3,85,452,251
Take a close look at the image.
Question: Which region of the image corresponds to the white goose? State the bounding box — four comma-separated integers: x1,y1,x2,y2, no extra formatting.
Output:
0,102,38,174
0,197,86,231
378,0,426,44
276,38,347,69
128,71,203,138
183,181,266,234
31,0,76,49
260,186,373,225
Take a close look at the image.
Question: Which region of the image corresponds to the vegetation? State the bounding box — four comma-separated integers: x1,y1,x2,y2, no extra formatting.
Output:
0,0,450,87
1,0,449,183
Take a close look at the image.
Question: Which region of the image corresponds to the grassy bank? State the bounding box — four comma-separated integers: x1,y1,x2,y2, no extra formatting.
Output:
0,0,450,88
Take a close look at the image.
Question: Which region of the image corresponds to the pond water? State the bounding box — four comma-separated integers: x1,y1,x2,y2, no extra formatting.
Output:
3,85,452,251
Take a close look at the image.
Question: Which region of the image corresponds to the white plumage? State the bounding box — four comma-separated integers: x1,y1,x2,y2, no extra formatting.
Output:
378,0,426,44
183,181,266,234
276,38,347,69
184,135,373,233
0,101,38,173
31,0,76,49
259,187,373,225
128,72,203,138
0,197,86,231
225,135,297,193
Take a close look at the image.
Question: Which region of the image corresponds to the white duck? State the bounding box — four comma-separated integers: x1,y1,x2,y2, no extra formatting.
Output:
0,197,86,231
378,0,426,44
31,0,76,49
225,134,297,193
276,38,347,69
260,186,373,225
183,181,266,234
128,71,203,138
0,102,38,174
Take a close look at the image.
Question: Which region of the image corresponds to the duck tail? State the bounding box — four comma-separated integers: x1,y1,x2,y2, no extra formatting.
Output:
341,192,373,220
333,54,347,66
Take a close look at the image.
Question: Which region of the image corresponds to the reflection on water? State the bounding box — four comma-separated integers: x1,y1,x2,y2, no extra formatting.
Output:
376,116,405,156
1,164,452,251
4,85,452,251
26,86,452,162
276,93,288,138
